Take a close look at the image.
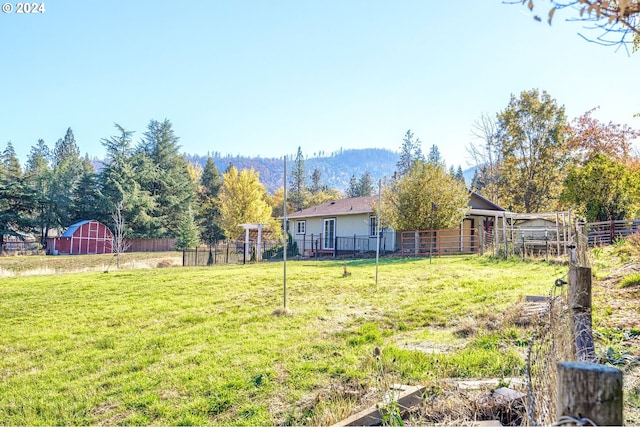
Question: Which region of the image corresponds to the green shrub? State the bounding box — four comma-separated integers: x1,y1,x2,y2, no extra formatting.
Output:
620,272,640,288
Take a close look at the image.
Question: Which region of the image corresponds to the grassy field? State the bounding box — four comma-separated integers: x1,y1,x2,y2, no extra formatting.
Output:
0,254,569,426
0,252,182,276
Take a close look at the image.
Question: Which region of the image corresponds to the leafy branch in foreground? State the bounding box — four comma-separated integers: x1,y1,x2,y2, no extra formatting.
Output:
509,0,640,49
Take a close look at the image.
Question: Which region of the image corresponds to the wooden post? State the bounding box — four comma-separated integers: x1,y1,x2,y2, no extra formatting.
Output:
557,361,623,426
569,266,596,362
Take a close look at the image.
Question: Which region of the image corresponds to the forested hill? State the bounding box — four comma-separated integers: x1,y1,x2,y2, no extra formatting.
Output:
184,148,400,194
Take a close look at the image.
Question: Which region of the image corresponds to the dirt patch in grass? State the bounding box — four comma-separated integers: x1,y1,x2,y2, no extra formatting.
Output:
398,340,458,354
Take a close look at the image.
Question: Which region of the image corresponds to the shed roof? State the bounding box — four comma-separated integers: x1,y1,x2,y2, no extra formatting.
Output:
61,220,94,237
287,196,377,219
469,192,505,211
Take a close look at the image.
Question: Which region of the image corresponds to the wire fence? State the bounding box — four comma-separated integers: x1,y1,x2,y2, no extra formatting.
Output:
523,227,591,426
182,240,283,266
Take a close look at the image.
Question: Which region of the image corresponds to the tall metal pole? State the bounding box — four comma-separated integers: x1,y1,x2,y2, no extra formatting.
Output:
283,156,287,310
375,179,381,285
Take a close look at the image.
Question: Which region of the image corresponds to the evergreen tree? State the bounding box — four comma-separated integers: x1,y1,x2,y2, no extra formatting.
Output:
2,142,23,178
0,144,36,248
99,124,156,238
136,119,196,237
357,171,374,197
53,128,81,167
454,166,465,183
24,140,54,246
198,157,225,246
50,128,83,228
70,155,101,222
175,206,200,250
346,174,358,198
290,147,307,211
427,144,444,168
470,167,484,193
310,168,322,194
397,130,425,177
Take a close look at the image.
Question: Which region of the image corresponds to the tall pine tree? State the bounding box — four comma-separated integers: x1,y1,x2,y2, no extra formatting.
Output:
397,130,425,177
100,124,155,238
50,128,83,228
136,119,196,238
0,143,36,248
198,157,225,246
25,139,54,245
289,147,307,211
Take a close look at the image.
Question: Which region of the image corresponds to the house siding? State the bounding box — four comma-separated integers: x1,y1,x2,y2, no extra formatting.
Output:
291,212,396,256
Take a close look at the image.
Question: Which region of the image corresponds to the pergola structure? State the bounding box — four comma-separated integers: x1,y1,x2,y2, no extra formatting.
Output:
468,209,575,257
238,223,270,262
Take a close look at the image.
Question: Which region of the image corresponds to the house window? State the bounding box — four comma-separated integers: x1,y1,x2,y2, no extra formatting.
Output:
369,216,378,236
296,220,306,234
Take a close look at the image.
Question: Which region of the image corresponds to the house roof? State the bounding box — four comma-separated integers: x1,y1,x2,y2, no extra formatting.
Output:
286,192,504,221
287,196,378,219
469,192,505,211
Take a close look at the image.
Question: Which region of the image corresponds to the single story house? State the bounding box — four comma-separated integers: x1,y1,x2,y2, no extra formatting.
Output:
286,192,507,258
286,196,395,257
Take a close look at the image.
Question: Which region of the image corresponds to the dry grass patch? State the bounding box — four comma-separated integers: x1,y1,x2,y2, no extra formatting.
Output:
406,381,526,426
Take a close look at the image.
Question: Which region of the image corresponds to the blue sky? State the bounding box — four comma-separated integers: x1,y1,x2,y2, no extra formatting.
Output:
1,1,638,169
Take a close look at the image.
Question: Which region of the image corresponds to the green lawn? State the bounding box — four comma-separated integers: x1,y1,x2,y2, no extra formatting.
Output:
0,256,564,425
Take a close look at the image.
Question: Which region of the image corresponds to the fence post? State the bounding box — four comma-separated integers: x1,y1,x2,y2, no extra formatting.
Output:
353,234,356,257
182,249,186,267
557,361,623,426
608,219,614,243
569,266,596,361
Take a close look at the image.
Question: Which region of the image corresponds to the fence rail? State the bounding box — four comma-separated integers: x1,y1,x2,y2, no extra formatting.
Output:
401,228,479,257
586,219,640,245
182,240,282,266
291,234,390,258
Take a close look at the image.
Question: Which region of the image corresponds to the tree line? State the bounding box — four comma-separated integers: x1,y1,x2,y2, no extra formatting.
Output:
0,122,380,250
2,88,638,251
468,89,640,222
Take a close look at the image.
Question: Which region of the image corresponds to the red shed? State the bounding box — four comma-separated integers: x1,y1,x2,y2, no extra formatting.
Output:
48,220,113,255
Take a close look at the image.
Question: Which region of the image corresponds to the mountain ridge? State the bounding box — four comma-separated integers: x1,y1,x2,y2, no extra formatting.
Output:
184,147,477,194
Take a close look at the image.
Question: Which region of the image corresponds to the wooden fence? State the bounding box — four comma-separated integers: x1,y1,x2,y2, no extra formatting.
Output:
401,228,480,257
124,238,176,252
586,219,640,245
